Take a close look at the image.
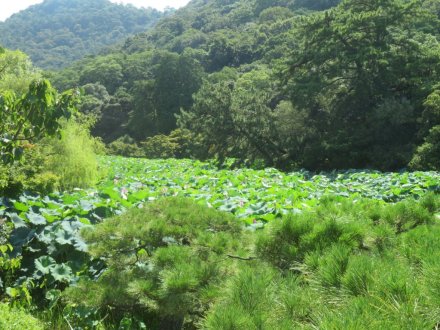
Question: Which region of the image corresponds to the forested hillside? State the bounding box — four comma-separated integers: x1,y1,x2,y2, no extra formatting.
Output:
0,0,166,69
50,0,440,171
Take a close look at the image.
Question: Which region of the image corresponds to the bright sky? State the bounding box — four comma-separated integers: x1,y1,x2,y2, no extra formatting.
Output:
0,0,191,21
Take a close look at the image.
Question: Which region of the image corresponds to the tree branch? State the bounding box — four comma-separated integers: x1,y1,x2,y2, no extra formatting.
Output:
226,254,256,261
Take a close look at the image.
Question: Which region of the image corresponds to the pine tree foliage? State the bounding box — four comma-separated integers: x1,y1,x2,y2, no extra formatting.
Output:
65,198,251,328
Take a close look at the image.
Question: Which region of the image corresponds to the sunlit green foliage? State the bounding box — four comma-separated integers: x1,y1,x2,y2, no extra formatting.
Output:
283,0,440,170
410,126,440,170
46,0,440,171
0,144,57,196
0,304,43,330
0,154,439,328
43,119,102,190
65,197,248,328
2,0,440,328
0,48,78,165
0,48,41,95
107,135,144,158
204,194,440,329
0,79,77,164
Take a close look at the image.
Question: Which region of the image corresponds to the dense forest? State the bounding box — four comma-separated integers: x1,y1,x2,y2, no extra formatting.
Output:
1,0,440,329
0,0,167,69
49,0,440,171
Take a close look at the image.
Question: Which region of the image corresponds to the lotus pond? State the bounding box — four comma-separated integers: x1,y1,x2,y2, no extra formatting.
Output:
0,156,439,317
2,156,439,228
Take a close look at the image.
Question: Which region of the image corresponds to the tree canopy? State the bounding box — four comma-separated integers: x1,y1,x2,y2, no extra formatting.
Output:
48,0,440,171
0,0,166,69
0,48,77,164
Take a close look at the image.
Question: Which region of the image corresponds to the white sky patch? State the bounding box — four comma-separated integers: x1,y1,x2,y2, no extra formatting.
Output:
0,1,43,21
0,0,190,21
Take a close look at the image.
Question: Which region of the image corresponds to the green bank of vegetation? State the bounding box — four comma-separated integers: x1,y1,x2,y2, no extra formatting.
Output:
0,153,439,328
1,189,440,328
0,0,166,69
0,0,440,328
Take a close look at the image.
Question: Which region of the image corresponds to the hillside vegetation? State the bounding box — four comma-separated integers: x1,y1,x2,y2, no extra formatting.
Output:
0,1,440,328
0,0,166,69
51,0,440,171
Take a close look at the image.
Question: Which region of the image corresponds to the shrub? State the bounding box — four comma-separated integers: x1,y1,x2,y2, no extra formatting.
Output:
141,134,179,158
25,172,60,196
0,162,28,197
203,264,318,330
341,255,374,296
203,265,279,329
59,194,440,329
0,119,101,195
255,199,367,270
43,119,100,190
0,225,27,303
380,199,434,234
222,196,436,328
107,135,143,158
141,129,198,159
64,197,249,328
0,144,58,197
409,125,440,170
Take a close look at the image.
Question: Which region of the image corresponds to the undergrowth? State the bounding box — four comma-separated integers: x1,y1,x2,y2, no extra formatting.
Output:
0,304,43,329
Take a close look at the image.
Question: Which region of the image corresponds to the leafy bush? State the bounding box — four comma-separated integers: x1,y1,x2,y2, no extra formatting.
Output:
203,264,317,329
410,125,440,170
107,135,144,158
2,152,440,328
0,224,27,303
25,172,60,195
43,119,101,191
141,129,201,159
64,197,249,328
0,163,29,197
255,198,368,270
1,118,102,195
142,134,179,159
0,145,58,197
0,304,43,330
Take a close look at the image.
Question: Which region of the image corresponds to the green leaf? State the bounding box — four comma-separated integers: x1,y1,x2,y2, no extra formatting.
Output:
26,212,47,225
9,213,27,228
35,256,56,275
51,263,73,282
46,289,61,309
13,201,29,212
6,287,20,298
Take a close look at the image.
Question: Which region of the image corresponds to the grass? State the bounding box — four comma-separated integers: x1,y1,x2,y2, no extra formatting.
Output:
0,304,44,330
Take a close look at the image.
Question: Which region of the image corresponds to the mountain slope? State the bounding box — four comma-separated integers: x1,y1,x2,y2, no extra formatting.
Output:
49,0,341,142
48,0,439,171
0,0,167,69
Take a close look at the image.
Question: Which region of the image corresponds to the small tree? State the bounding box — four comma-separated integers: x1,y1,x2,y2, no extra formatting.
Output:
0,79,77,164
65,198,250,329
